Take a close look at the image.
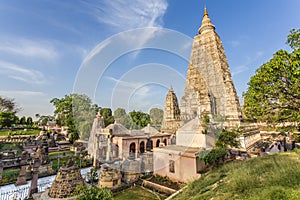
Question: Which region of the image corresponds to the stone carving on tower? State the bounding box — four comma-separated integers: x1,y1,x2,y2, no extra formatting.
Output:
180,7,242,126
161,86,181,134
174,7,243,148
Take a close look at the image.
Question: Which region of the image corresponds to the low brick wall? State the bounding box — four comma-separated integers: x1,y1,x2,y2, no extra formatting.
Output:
142,180,176,195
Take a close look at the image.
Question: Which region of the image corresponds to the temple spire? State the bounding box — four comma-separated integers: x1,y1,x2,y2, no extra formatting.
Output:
198,7,215,34
204,7,208,16
169,85,173,92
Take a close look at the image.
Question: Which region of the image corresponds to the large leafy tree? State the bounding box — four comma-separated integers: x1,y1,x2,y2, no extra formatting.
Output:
20,116,26,125
215,128,241,149
114,108,132,128
114,108,126,120
100,108,115,127
149,108,163,130
0,96,19,113
243,29,300,125
26,117,33,126
50,94,98,140
129,110,150,129
0,112,18,128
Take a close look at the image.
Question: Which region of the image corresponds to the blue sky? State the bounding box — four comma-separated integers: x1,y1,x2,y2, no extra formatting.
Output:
0,0,299,118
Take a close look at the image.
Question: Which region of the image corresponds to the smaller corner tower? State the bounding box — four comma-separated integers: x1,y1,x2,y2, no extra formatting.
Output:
161,86,181,134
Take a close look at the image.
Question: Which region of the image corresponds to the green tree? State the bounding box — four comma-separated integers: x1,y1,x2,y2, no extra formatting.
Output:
20,116,26,125
287,29,300,50
73,185,113,200
114,108,126,121
50,94,98,140
129,110,150,129
215,128,241,148
0,112,18,128
0,96,19,113
119,114,133,129
243,29,300,126
26,117,33,127
37,115,54,126
198,148,227,166
69,131,79,144
149,108,163,130
86,167,98,184
100,108,114,127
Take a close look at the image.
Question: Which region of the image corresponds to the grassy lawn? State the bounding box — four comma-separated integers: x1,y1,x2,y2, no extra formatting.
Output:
0,168,20,185
0,129,40,136
49,151,92,171
0,142,23,154
114,186,165,200
173,149,300,200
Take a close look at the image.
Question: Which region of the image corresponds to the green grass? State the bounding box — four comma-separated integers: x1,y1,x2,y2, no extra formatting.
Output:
0,129,40,136
49,151,92,171
0,142,23,154
173,149,300,200
114,186,165,200
0,168,20,185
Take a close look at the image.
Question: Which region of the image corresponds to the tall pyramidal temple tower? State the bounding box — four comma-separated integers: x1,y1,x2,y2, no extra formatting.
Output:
161,86,181,134
180,8,241,125
155,8,260,183
175,7,242,148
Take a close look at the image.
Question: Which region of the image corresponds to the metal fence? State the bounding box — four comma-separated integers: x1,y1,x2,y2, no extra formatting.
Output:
0,180,52,200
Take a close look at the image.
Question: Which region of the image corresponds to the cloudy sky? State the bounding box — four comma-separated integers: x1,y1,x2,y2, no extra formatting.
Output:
0,0,299,117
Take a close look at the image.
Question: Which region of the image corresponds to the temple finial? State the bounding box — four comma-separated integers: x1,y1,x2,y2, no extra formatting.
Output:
204,7,208,16
170,85,173,92
198,6,215,34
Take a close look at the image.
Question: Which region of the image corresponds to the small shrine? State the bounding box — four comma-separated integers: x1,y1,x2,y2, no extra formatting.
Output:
41,158,85,199
98,163,122,189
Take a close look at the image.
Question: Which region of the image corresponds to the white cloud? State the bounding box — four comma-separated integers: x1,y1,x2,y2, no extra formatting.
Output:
82,0,168,30
0,38,58,60
0,61,47,84
80,0,168,60
232,65,249,76
0,90,46,97
229,40,240,47
0,90,52,117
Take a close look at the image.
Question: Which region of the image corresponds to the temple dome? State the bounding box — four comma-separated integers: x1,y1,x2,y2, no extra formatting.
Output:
141,124,159,135
106,122,130,136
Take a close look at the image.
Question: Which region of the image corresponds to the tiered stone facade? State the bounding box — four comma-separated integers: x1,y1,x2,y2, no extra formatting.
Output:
180,8,241,125
161,86,181,134
99,163,121,189
48,159,85,198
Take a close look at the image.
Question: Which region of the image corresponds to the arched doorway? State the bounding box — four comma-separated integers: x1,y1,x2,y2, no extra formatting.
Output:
156,139,160,147
129,142,136,158
146,139,153,151
140,141,145,153
163,138,167,146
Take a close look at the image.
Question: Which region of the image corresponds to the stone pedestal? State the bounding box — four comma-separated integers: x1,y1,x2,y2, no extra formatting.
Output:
15,164,27,186
99,163,121,189
28,158,40,197
122,159,141,183
16,151,29,186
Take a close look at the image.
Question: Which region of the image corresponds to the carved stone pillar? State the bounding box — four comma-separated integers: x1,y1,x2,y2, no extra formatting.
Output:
15,151,28,186
93,134,100,168
28,157,40,197
106,135,113,162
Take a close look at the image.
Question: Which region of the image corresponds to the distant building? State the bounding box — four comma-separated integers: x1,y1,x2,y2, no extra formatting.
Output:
161,86,181,134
